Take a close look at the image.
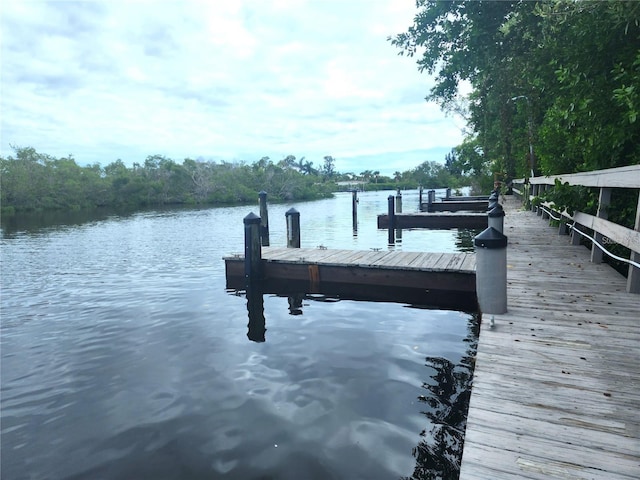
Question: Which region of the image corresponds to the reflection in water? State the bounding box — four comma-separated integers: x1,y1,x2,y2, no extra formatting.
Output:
454,229,481,253
287,294,304,315
402,313,479,480
246,287,266,342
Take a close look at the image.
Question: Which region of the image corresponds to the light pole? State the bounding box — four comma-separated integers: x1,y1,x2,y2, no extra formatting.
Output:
510,95,535,179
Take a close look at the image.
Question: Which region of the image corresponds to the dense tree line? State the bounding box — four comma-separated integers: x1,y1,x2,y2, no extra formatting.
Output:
390,0,640,181
0,147,336,214
1,147,477,214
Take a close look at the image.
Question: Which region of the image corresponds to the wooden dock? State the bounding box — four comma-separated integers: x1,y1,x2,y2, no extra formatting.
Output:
422,200,488,212
224,247,478,311
459,196,640,479
377,212,487,229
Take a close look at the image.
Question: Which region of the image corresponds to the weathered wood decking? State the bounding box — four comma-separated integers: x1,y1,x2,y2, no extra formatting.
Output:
224,247,477,310
460,196,640,479
377,211,487,229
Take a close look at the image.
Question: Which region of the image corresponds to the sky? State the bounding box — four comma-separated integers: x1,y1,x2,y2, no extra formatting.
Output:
0,0,467,176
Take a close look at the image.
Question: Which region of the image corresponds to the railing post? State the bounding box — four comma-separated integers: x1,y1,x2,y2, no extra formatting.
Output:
395,188,402,213
558,213,570,235
285,208,300,248
446,187,451,199
627,191,640,293
591,187,611,263
243,212,262,286
258,191,270,246
571,221,582,245
419,186,424,209
474,227,508,314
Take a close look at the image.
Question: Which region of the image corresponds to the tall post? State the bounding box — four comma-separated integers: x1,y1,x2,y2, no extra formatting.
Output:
488,204,505,234
427,190,435,212
474,227,508,314
591,187,611,263
419,186,424,209
446,187,451,199
387,195,395,245
395,188,403,243
243,212,262,286
258,191,270,246
352,190,358,233
626,191,640,294
286,208,301,248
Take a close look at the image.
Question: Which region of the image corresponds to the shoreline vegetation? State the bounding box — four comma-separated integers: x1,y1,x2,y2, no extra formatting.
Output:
0,147,474,216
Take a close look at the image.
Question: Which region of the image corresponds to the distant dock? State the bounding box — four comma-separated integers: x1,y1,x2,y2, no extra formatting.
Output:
378,212,487,229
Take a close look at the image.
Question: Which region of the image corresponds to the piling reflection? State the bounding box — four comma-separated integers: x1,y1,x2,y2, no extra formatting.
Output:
287,294,304,315
246,286,266,342
402,313,479,480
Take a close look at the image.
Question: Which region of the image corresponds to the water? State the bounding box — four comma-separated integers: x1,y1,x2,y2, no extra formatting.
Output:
1,190,478,480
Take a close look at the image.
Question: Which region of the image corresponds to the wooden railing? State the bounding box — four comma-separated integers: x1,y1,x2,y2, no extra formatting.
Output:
512,165,640,294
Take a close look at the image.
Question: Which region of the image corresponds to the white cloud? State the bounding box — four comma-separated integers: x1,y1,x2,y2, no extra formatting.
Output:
0,0,465,175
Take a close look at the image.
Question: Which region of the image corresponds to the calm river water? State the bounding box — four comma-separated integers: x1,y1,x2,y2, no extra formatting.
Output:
1,189,478,480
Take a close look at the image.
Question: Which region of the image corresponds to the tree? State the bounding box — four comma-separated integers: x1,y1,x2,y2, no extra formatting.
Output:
390,0,640,181
322,155,335,180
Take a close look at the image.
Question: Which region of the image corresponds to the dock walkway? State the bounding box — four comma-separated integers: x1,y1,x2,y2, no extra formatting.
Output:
460,196,640,479
224,247,477,310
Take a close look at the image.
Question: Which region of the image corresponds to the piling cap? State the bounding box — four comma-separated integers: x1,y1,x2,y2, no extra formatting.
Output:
243,212,261,224
488,204,505,217
285,207,299,216
474,227,507,249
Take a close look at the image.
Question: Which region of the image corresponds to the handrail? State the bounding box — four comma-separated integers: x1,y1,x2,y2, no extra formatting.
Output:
513,164,640,188
539,204,640,269
513,165,640,293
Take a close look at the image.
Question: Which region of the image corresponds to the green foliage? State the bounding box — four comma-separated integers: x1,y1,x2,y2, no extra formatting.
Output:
0,147,333,213
536,180,597,216
391,0,640,182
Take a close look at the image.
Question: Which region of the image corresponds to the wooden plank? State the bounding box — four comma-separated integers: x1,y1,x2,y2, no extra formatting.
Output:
574,211,640,253
522,164,640,188
460,195,640,480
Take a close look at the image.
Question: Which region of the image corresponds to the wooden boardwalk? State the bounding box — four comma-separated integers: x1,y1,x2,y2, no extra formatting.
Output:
224,247,477,310
460,196,640,479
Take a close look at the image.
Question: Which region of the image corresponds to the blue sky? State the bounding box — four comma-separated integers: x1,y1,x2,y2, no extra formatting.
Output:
1,0,467,176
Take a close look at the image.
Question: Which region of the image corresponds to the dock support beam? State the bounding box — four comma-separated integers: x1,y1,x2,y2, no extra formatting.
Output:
286,208,301,248
244,212,262,286
258,191,270,246
474,227,508,314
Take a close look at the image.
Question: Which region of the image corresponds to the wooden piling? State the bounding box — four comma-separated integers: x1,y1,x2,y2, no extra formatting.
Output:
352,190,358,232
258,191,270,246
243,212,262,285
388,195,395,245
286,208,301,248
